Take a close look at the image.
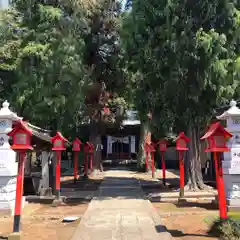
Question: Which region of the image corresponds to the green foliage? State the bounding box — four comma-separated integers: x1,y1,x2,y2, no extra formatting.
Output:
208,218,240,240
122,0,240,136
83,0,128,125
0,1,89,136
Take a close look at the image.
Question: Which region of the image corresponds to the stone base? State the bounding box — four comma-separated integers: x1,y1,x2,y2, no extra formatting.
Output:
51,198,65,207
177,198,187,204
0,197,25,216
8,232,21,240
0,200,15,216
39,187,52,197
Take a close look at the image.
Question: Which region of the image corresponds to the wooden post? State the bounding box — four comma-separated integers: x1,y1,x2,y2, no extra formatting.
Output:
179,151,184,198
13,152,25,232
74,151,78,184
161,152,166,186
214,152,227,219
55,151,61,200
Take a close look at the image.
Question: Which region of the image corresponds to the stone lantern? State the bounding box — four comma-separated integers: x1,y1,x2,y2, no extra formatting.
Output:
0,101,22,215
217,99,240,209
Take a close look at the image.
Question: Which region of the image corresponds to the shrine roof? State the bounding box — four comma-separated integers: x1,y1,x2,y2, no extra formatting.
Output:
26,122,52,143
122,110,140,126
217,100,240,120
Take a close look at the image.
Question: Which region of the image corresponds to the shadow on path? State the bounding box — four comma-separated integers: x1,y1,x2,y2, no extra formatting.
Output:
155,225,216,239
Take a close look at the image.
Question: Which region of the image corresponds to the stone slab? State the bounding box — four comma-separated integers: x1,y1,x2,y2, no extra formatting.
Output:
70,170,172,240
149,190,217,199
8,232,21,240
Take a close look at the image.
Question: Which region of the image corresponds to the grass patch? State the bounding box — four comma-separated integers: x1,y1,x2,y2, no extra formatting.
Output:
229,212,240,221
207,214,240,240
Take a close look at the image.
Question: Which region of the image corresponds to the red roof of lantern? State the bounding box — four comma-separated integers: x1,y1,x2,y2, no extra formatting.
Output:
72,137,82,145
51,131,68,143
200,122,232,140
8,120,32,137
176,132,190,142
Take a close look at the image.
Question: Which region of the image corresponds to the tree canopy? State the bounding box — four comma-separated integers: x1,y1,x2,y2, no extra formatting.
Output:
1,0,240,178
122,0,240,187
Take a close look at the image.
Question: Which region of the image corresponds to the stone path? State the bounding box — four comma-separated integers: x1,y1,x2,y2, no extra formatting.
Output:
70,170,171,240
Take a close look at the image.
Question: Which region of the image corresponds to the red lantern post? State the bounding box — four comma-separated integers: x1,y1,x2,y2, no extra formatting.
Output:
150,143,156,178
8,121,33,233
72,137,82,184
51,132,67,200
158,139,168,186
201,122,232,219
176,132,190,199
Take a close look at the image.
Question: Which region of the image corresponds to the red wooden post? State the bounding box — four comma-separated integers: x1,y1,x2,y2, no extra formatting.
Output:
179,151,184,198
214,152,227,219
158,139,168,186
13,152,25,232
161,153,166,186
201,122,232,220
51,132,67,200
7,121,33,233
176,132,190,199
55,151,61,199
72,137,82,184
213,152,219,190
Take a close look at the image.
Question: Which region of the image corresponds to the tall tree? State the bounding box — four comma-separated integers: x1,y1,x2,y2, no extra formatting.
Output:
0,1,89,137
83,0,127,172
122,0,240,187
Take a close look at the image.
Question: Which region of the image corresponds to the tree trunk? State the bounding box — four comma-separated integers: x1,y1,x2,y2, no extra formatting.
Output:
137,120,151,171
89,122,103,174
185,122,210,190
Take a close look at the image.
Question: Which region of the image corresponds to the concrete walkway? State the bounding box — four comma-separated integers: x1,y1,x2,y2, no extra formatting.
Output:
70,170,171,240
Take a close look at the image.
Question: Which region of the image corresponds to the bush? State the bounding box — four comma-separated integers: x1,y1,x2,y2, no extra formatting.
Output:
208,218,240,240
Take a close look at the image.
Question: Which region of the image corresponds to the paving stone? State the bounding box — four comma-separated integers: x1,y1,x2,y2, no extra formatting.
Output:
70,170,172,240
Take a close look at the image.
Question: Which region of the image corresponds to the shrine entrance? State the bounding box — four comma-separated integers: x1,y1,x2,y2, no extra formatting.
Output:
105,135,137,161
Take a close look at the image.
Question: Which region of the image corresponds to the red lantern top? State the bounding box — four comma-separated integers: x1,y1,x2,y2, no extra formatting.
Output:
200,122,232,152
72,137,82,152
8,120,33,151
176,132,190,151
144,142,155,152
51,131,67,151
158,139,168,152
84,142,92,153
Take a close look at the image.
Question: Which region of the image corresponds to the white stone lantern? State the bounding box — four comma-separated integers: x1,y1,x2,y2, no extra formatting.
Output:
217,99,240,209
0,100,22,214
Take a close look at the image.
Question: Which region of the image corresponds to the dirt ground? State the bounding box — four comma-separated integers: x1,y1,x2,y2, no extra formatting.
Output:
153,201,219,240
0,201,89,240
0,171,223,240
0,174,104,240
136,169,219,240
